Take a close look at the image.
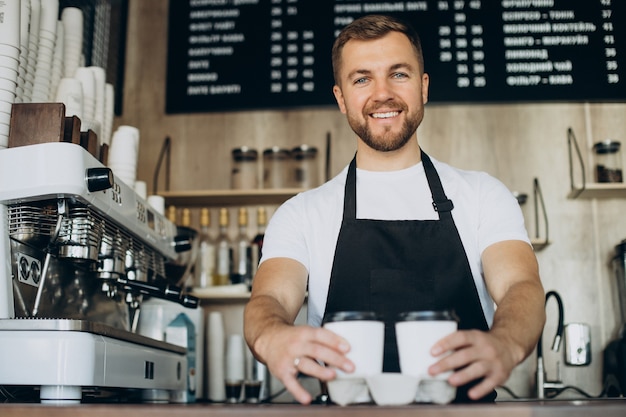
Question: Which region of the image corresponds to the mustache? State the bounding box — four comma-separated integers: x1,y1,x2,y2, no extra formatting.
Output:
365,100,408,114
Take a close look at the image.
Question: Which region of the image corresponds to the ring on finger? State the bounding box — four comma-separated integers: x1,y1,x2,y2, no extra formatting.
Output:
294,357,301,369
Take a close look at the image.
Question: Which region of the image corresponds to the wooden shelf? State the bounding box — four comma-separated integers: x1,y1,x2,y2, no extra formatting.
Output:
567,128,626,199
567,183,626,199
159,188,305,207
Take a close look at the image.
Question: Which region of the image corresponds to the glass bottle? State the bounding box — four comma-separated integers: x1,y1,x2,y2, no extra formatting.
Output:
166,205,177,224
195,208,216,288
232,207,252,288
215,208,232,286
251,207,267,277
181,208,191,228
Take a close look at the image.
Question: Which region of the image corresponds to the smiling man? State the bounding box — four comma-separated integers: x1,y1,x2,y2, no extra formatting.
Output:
244,14,545,405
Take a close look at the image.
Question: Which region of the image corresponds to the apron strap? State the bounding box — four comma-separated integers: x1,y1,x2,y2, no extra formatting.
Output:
344,151,454,220
343,156,357,220
421,150,455,218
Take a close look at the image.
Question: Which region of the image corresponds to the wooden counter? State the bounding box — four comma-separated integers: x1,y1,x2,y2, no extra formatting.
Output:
1,400,625,417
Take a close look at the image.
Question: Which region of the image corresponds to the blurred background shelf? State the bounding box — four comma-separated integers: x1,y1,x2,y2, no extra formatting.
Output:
159,188,305,207
567,183,626,199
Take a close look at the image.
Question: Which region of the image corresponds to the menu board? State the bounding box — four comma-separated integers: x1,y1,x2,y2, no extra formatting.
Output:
166,0,626,113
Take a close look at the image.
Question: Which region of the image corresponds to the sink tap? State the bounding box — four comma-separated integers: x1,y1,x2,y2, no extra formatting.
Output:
536,290,565,399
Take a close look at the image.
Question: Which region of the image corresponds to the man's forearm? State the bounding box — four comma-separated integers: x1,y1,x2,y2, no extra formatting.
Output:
490,279,546,364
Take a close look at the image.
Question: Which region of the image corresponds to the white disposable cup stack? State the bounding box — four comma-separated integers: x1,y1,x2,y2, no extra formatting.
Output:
134,181,147,200
146,195,165,215
16,0,32,103
74,66,96,121
89,66,106,133
0,0,21,50
24,0,42,103
39,0,59,38
49,21,65,101
207,311,226,402
55,77,84,120
108,126,140,188
61,7,83,79
0,0,21,148
225,334,245,381
103,83,114,146
30,0,58,103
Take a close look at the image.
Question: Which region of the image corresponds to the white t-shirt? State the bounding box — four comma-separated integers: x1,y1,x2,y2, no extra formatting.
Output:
260,155,531,328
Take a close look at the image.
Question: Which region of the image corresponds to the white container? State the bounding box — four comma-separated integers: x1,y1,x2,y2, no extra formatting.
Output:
323,311,384,379
395,310,458,404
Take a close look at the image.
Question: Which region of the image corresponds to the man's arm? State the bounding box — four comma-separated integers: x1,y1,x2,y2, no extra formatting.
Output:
428,240,546,400
244,257,354,404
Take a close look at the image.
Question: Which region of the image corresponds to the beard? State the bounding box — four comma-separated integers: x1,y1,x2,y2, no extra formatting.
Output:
346,101,423,152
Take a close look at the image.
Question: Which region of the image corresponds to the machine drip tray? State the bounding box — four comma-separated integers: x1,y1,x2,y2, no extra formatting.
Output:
0,319,185,354
0,319,188,403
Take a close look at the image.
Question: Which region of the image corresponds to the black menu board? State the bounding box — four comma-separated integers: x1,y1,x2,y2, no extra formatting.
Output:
166,0,626,113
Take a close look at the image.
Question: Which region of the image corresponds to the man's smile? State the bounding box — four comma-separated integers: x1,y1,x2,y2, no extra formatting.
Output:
371,111,401,119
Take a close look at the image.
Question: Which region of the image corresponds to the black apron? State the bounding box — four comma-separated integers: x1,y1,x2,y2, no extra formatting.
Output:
322,151,495,403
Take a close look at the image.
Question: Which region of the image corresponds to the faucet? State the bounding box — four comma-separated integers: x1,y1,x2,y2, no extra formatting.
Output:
535,290,565,399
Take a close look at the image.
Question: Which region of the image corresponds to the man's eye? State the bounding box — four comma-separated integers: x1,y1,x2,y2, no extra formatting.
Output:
354,77,368,84
392,72,408,79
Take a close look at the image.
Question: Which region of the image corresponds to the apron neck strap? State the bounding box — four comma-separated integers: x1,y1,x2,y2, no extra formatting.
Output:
343,150,454,220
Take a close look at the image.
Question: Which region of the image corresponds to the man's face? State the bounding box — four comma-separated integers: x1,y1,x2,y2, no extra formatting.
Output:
333,31,429,152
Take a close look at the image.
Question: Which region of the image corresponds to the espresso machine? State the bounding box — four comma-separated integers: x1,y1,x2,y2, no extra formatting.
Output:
0,142,198,403
604,239,626,396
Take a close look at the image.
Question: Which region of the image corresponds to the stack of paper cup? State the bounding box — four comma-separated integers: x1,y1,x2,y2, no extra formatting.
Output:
0,0,21,148
207,311,226,402
74,67,96,122
49,21,65,101
102,83,115,146
61,7,83,80
15,0,31,103
89,66,106,139
108,125,140,188
31,0,58,102
23,0,41,103
55,77,84,120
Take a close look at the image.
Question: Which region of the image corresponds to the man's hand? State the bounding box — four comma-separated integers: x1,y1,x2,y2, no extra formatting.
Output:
428,329,524,400
257,323,354,404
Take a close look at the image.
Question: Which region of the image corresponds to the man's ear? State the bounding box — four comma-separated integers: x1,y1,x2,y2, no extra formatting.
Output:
333,85,347,114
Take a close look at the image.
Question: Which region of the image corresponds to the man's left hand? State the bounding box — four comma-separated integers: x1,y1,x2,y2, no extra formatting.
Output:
427,329,520,400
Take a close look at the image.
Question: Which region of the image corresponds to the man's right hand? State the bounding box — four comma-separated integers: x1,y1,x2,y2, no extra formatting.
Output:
253,321,354,404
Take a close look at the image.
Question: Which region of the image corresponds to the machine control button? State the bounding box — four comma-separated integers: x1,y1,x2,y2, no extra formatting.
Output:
86,167,114,192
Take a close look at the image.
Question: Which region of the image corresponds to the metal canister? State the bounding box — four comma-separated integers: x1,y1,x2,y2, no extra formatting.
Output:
231,147,259,189
291,145,318,189
593,140,623,183
262,147,290,189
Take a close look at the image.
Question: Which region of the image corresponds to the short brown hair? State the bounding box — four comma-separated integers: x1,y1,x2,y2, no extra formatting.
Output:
331,15,424,85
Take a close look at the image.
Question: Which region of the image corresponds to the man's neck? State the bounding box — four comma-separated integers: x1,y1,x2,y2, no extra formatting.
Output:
355,138,422,171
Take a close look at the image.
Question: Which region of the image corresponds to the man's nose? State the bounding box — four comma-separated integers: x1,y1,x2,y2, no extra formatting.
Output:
371,79,395,100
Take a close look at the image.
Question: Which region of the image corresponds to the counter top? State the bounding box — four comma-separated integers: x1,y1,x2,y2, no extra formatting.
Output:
1,400,625,417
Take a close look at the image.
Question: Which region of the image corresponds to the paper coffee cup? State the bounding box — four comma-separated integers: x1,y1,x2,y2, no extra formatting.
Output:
323,311,384,379
395,310,458,379
395,310,458,404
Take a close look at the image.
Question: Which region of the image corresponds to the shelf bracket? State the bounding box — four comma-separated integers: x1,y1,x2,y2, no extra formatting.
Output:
567,127,586,199
532,177,549,250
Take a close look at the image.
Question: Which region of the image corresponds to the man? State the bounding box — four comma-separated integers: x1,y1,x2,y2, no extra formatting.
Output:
244,14,545,404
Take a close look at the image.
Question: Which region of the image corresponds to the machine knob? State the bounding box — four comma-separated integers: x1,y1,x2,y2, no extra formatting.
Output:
86,167,114,192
